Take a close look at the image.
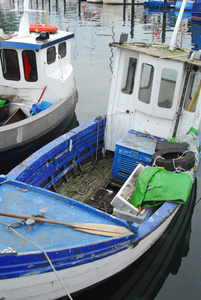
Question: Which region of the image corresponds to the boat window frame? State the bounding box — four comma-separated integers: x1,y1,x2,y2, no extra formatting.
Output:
157,68,178,109
0,49,20,81
58,42,66,59
138,62,154,104
22,50,38,82
121,57,137,95
47,46,56,65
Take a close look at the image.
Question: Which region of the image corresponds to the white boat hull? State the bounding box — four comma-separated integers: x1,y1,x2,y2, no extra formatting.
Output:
0,205,179,300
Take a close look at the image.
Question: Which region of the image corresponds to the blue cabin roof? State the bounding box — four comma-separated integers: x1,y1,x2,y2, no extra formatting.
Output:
0,31,74,50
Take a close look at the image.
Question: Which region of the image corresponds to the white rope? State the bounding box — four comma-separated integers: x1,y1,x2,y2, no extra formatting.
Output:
172,150,191,173
153,150,192,173
0,222,73,300
152,155,165,167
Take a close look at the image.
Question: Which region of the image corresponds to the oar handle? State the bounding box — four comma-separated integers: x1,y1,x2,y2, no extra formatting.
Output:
0,211,80,228
0,211,131,236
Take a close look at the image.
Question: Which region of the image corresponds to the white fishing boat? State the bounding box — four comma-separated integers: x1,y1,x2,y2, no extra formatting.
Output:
1,1,201,299
102,0,144,5
0,0,77,173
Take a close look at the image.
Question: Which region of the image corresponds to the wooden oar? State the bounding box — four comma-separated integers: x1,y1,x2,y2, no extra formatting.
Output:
144,130,158,143
0,211,131,237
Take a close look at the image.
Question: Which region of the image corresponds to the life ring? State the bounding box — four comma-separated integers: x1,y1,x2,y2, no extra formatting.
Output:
152,148,195,172
29,24,58,34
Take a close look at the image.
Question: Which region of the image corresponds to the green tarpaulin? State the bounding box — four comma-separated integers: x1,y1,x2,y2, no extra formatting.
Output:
130,167,193,208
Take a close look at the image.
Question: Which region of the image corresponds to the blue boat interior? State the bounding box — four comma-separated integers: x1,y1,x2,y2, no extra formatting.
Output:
0,178,129,254
6,115,197,233
1,115,199,280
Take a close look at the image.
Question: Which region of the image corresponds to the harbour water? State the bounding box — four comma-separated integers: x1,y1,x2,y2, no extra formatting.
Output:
1,0,201,299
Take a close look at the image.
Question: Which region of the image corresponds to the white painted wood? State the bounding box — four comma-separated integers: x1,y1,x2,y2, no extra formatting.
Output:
105,46,186,151
176,70,201,136
0,0,77,154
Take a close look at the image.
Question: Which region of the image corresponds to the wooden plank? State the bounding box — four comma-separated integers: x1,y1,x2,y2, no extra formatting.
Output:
58,156,113,204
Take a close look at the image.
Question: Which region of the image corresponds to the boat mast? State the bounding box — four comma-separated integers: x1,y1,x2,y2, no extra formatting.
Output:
169,0,187,51
18,0,30,38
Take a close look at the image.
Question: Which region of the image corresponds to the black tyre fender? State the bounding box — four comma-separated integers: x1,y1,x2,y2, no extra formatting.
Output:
152,148,195,171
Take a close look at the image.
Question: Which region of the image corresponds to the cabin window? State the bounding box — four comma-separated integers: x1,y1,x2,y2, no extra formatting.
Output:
138,63,154,104
121,57,137,94
22,50,38,82
58,42,66,58
0,49,20,81
184,71,201,113
158,68,177,109
47,46,56,64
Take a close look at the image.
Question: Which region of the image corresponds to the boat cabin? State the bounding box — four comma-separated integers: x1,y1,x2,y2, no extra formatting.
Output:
0,0,77,174
105,43,201,152
0,28,74,117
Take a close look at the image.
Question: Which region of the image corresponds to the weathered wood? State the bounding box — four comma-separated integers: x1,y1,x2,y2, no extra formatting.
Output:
0,211,131,236
58,156,114,204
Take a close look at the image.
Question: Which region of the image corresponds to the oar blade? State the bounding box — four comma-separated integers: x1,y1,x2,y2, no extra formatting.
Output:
74,227,121,237
72,222,131,234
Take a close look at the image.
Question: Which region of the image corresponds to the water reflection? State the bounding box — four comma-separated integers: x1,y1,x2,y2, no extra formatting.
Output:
191,20,201,50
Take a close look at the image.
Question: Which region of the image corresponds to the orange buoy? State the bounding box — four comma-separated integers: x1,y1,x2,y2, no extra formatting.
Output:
29,24,58,34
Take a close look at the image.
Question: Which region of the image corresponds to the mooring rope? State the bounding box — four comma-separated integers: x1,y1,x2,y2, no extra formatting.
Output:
0,222,73,300
94,118,100,163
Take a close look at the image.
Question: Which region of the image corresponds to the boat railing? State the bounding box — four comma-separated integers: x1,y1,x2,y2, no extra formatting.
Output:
8,116,106,191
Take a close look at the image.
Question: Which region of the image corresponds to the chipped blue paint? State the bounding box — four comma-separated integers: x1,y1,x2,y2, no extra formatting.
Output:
3,118,200,282
0,179,131,279
8,118,106,189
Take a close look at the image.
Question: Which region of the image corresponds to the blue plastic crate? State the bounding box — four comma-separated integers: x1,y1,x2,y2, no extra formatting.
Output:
112,131,164,182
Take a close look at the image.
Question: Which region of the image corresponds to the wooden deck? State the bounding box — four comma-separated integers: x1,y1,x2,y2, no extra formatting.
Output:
57,155,117,213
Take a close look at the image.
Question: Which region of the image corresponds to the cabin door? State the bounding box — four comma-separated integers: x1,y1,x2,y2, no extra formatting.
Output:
130,56,184,139
105,49,139,151
105,48,184,151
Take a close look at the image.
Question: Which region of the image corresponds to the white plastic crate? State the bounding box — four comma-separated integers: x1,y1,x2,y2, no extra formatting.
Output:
111,164,145,215
113,207,153,224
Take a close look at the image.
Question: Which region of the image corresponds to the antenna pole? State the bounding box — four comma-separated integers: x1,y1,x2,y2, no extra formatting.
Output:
18,0,30,38
169,0,187,51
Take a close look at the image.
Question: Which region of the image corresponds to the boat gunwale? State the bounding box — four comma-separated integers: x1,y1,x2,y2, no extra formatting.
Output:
0,179,181,279
0,81,77,151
